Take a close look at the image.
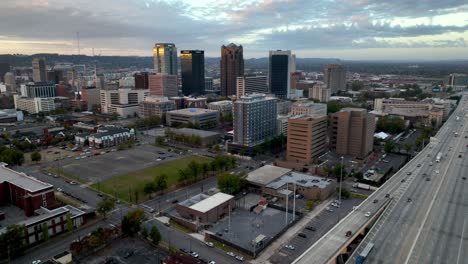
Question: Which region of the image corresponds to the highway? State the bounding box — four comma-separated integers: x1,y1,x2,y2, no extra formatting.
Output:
294,94,468,264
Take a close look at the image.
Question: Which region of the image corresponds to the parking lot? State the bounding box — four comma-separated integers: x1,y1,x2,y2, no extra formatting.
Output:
209,207,295,254
76,237,167,264
269,198,364,264
60,145,183,183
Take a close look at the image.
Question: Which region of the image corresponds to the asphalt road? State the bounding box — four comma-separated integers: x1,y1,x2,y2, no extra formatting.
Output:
294,94,468,264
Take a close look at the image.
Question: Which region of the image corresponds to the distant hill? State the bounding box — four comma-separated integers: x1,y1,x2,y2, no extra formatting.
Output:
1,54,467,77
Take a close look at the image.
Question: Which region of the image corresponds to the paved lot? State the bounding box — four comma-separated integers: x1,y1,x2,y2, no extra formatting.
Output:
61,145,183,183
269,198,364,264
0,205,28,227
210,207,295,253
77,237,167,264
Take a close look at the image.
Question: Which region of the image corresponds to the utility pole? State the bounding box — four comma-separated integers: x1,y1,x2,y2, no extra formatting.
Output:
285,183,289,226
338,156,344,207
293,182,296,221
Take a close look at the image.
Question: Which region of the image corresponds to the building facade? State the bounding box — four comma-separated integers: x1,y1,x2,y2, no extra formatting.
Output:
134,72,149,89
290,101,327,117
233,94,277,147
100,88,149,117
207,100,233,116
220,43,244,96
25,82,56,98
286,115,328,165
166,108,219,128
4,72,16,93
87,127,135,148
14,95,55,114
153,43,178,75
308,83,331,102
236,75,268,97
139,96,176,118
330,108,376,159
181,50,205,96
32,58,47,82
149,73,178,97
269,50,295,99
324,64,346,94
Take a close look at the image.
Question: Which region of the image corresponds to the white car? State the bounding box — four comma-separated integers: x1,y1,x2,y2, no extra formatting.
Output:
331,203,340,208
190,251,198,258
205,242,214,247
227,252,235,257
32,261,41,264
285,244,295,250
365,211,371,217
436,170,440,174
209,261,216,264
235,255,244,261
57,188,63,192
69,181,77,185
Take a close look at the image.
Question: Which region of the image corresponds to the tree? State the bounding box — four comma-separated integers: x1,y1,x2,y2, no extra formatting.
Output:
306,200,315,210
350,80,364,91
149,226,161,245
155,136,165,146
66,212,74,231
187,161,200,180
403,143,413,154
155,173,168,193
218,172,241,194
0,224,27,259
41,223,49,241
333,164,347,179
97,197,115,219
376,116,405,134
177,168,190,184
384,141,396,153
201,162,209,177
143,182,156,199
121,209,146,236
141,227,148,239
336,187,351,199
31,151,42,163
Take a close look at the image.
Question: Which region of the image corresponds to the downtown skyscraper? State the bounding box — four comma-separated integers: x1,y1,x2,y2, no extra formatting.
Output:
153,43,178,75
32,58,47,82
324,64,346,94
180,50,205,96
269,50,295,99
220,43,244,97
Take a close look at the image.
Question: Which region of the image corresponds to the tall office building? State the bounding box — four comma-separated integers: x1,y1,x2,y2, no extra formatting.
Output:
233,94,277,147
220,43,244,96
32,58,47,82
134,72,149,89
148,73,178,97
236,75,268,97
181,50,205,95
330,108,375,159
309,83,331,102
153,43,178,75
25,82,56,98
324,64,346,94
286,115,328,164
269,50,295,99
4,72,16,93
0,63,10,82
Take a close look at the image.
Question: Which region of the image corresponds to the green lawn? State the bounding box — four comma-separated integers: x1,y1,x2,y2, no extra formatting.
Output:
92,155,211,203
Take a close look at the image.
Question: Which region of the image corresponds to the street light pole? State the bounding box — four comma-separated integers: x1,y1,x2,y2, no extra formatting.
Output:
339,156,344,205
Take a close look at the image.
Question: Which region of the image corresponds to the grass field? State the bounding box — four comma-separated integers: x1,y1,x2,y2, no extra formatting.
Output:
92,155,211,203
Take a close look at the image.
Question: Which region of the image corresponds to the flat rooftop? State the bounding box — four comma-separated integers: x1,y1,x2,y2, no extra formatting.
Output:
266,171,332,190
0,163,52,193
246,165,292,186
168,108,218,116
180,192,234,213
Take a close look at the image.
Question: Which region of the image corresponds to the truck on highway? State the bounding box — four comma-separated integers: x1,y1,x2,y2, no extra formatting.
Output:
356,242,374,264
436,152,443,163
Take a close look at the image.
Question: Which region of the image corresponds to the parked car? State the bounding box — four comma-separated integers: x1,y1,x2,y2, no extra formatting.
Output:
345,231,352,237
205,242,214,247
365,211,371,217
190,251,199,258
235,255,244,261
226,252,235,257
305,226,316,231
284,244,295,250
298,233,307,238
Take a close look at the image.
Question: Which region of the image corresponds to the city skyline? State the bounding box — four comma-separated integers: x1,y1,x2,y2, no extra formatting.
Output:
0,0,467,60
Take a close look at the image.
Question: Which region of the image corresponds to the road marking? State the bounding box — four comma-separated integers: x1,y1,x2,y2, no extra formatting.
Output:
456,216,466,264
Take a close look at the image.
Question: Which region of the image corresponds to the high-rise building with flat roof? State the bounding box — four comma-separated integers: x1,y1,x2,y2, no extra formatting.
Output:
221,43,244,96
0,62,10,82
4,72,15,93
134,72,149,89
308,83,331,102
233,94,277,147
25,82,56,98
149,73,178,97
236,75,268,97
286,115,328,164
324,64,346,94
269,50,295,99
153,43,178,75
32,58,47,82
139,96,176,118
330,108,375,159
181,50,205,96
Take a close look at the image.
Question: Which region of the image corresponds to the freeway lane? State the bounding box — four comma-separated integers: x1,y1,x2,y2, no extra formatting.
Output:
354,94,468,264
294,94,468,264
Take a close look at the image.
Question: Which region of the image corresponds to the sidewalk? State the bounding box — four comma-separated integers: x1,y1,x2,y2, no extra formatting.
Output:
250,198,333,264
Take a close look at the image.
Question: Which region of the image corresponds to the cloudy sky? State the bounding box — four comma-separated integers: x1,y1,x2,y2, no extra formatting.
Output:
1,0,467,60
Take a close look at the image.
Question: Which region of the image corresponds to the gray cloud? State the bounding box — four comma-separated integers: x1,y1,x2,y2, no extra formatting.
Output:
0,0,467,58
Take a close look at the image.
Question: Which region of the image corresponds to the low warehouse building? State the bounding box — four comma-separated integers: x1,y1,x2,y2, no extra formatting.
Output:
176,192,235,223
246,165,335,201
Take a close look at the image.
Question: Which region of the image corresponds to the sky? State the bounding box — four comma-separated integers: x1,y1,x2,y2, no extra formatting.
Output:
0,0,467,60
